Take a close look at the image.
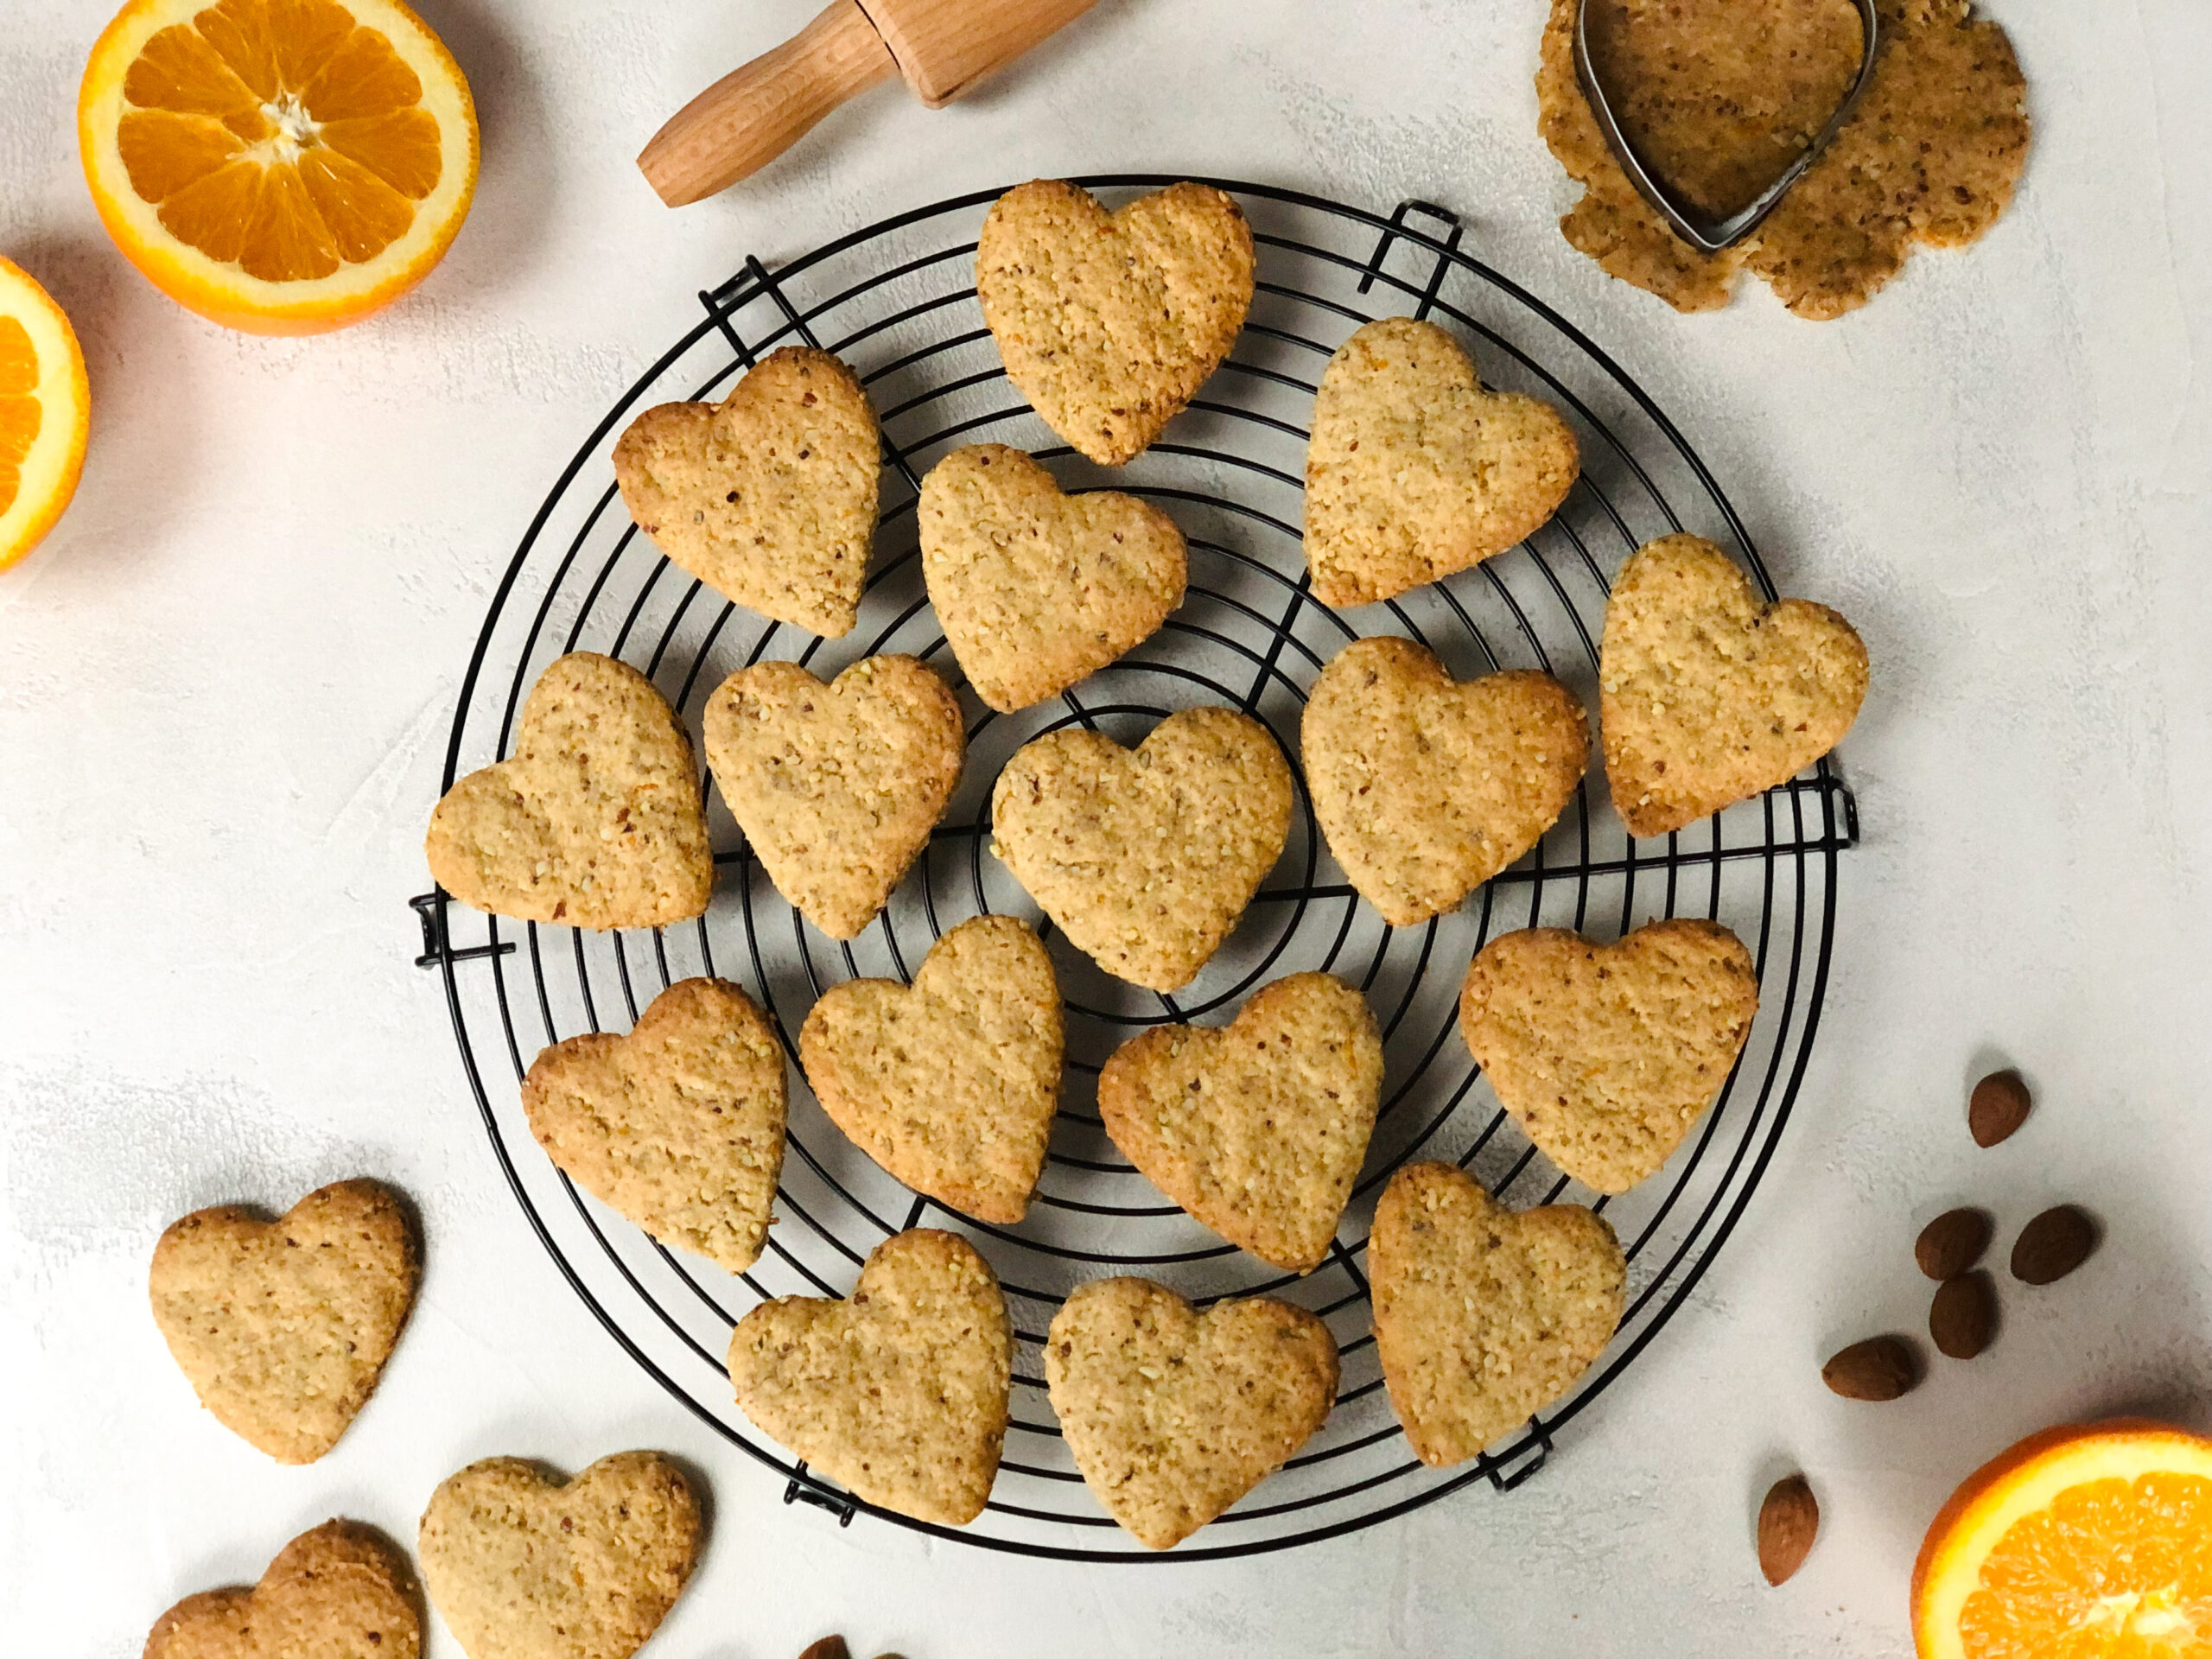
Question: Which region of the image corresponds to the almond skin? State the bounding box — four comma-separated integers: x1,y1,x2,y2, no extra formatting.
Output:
1758,1474,1820,1586
1968,1070,2031,1147
2011,1205,2097,1285
1822,1335,1921,1402
1915,1207,1993,1281
1929,1271,1998,1359
798,1641,851,1659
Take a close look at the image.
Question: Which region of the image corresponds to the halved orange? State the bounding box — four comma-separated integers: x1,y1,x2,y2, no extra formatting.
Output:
79,0,478,334
1913,1418,2212,1656
0,258,92,572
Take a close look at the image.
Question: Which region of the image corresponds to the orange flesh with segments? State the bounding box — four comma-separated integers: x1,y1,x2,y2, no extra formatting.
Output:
0,316,38,518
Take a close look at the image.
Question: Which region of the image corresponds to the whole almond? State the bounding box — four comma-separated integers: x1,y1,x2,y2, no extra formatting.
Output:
1929,1271,1998,1359
1915,1207,1993,1281
1757,1474,1819,1586
1821,1336,1920,1402
1968,1070,2031,1147
2011,1205,2096,1285
798,1641,852,1659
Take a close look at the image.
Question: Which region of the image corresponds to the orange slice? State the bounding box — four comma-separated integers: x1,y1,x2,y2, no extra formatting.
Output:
1914,1419,2212,1657
0,258,92,573
79,0,478,334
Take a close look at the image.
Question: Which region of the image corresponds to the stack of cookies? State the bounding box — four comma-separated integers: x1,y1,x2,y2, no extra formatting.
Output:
414,179,1872,1549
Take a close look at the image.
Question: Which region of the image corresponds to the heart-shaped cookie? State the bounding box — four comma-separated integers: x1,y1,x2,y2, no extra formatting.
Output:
919,444,1187,711
1302,638,1589,925
799,915,1061,1224
1097,973,1382,1271
149,1179,419,1464
425,652,713,931
1599,533,1867,835
613,346,880,638
702,655,963,938
145,1519,419,1659
728,1229,1011,1525
1370,1161,1624,1467
418,1451,701,1659
523,977,787,1274
1046,1277,1339,1549
990,706,1293,991
1305,318,1580,608
1459,918,1758,1192
976,180,1255,466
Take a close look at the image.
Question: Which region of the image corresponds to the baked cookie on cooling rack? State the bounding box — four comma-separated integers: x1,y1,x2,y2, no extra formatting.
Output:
523,977,788,1274
144,1520,419,1659
703,654,964,939
1536,0,2030,317
728,1230,1012,1526
149,1179,418,1464
990,706,1293,992
1599,533,1867,836
1371,1161,1624,1468
977,180,1255,466
1096,973,1382,1273
419,1451,701,1659
425,652,713,931
1047,1277,1339,1548
1459,918,1758,1193
919,444,1186,711
1304,318,1580,609
1303,637,1588,925
800,915,1063,1225
614,345,880,637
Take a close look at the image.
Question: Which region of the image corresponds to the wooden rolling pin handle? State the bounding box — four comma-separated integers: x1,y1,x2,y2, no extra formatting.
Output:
639,0,898,207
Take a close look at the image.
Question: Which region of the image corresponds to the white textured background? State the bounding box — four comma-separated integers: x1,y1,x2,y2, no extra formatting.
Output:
4,1,2209,1654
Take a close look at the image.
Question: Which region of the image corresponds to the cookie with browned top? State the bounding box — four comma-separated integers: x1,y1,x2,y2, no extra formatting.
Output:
990,707,1293,991
418,1451,701,1659
1097,973,1382,1272
149,1179,418,1464
1046,1277,1339,1548
919,444,1185,711
1303,637,1588,925
1459,918,1758,1192
1370,1161,1624,1467
1599,534,1866,836
703,655,963,938
977,181,1255,466
523,977,787,1273
614,346,880,637
800,915,1061,1224
144,1519,419,1659
1304,318,1580,608
426,652,713,930
728,1230,1011,1526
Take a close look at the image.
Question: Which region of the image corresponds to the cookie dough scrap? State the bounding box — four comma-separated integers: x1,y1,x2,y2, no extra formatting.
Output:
1097,973,1382,1272
1302,636,1588,925
144,1519,420,1659
977,180,1255,465
523,977,787,1274
149,1179,419,1464
728,1230,1012,1526
418,1451,701,1659
1047,1277,1339,1548
990,706,1293,992
703,654,964,938
614,346,880,636
1599,534,1866,836
425,652,714,930
919,443,1186,711
1370,1161,1624,1468
1459,918,1758,1192
1305,318,1580,608
1537,0,2030,317
801,915,1063,1224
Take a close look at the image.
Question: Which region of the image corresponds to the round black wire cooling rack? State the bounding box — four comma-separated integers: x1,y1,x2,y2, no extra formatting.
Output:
410,177,1860,1561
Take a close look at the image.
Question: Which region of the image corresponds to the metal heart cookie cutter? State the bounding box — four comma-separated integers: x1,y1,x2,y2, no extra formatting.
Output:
1573,0,1881,253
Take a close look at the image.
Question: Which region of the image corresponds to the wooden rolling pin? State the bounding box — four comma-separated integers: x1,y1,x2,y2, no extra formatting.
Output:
640,0,1103,206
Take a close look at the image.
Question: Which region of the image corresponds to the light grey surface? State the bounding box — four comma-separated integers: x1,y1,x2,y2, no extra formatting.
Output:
3,1,2209,1654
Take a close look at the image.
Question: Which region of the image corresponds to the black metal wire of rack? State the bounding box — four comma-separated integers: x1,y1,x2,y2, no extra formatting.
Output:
410,178,1859,1561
